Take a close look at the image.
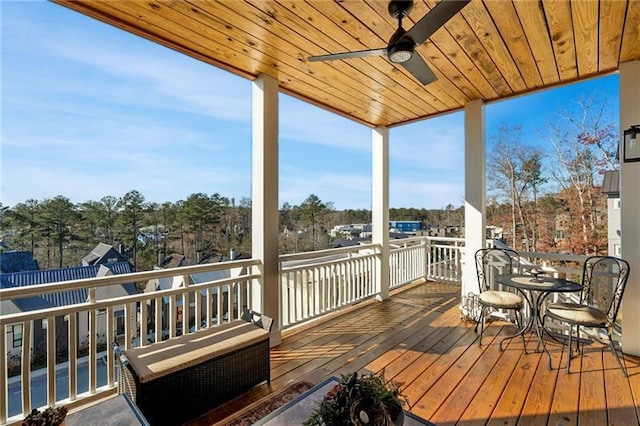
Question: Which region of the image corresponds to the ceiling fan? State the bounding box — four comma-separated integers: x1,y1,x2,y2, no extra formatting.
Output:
308,0,470,85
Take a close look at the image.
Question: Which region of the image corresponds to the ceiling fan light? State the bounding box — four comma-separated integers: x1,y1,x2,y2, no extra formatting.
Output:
389,49,412,63
388,42,413,63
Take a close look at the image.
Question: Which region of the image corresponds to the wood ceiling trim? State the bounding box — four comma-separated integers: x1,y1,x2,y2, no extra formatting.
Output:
598,0,627,72
512,0,560,86
54,0,256,81
103,0,403,125
543,0,579,81
483,1,544,90
571,0,599,77
620,0,640,62
51,0,640,129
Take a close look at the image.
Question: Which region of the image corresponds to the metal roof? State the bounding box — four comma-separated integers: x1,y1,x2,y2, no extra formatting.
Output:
0,251,39,273
0,262,135,312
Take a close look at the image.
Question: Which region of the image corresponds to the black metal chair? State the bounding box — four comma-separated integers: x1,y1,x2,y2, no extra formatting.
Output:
474,248,526,351
542,256,630,376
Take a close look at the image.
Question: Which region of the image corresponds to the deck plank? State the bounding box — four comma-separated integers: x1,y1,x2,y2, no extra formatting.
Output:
603,349,639,426
187,281,640,426
487,337,542,425
579,347,608,425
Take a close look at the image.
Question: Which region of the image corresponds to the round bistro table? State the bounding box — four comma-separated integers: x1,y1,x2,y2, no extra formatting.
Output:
495,274,582,352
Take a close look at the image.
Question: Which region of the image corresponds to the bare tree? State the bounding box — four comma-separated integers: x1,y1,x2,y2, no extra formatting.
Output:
545,96,615,255
487,124,545,250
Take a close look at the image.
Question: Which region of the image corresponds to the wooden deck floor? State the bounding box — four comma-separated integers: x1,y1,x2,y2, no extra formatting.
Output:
191,280,640,426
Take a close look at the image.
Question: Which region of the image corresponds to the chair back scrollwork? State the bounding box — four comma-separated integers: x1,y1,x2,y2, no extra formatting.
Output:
580,256,630,327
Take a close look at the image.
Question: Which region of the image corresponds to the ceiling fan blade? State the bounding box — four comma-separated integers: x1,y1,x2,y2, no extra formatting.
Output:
308,48,387,62
406,0,470,46
400,53,437,85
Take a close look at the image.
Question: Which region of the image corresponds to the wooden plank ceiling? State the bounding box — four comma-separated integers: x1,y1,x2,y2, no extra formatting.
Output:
53,0,640,128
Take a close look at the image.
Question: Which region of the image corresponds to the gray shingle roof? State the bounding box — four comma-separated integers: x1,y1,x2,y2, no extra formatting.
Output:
81,243,129,266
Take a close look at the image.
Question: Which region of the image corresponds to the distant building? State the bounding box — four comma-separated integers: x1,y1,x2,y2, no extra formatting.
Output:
330,224,371,238
602,170,622,257
389,221,422,233
486,226,504,240
82,242,131,268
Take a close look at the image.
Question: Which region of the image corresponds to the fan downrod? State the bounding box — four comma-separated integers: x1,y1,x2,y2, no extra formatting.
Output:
388,0,414,19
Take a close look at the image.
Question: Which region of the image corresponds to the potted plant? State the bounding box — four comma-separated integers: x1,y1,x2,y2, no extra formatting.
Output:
304,371,407,426
22,406,68,426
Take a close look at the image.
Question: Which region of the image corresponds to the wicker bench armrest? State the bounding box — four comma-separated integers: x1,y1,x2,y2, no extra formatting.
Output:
112,341,138,401
242,308,274,332
111,341,130,367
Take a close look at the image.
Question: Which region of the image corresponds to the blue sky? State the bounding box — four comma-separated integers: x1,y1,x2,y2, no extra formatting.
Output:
1,1,619,210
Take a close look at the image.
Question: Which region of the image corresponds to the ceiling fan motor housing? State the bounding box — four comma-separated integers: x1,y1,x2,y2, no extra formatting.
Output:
387,28,415,63
388,0,414,19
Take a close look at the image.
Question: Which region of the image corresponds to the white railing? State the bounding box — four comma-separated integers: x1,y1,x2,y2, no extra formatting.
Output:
2,236,592,425
0,259,260,425
390,237,427,288
278,244,380,329
426,236,464,283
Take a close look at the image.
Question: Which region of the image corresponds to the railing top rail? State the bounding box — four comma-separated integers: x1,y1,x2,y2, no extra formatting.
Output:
389,236,426,245
0,258,260,300
518,251,589,262
425,236,465,243
281,251,377,272
278,243,380,263
0,272,260,325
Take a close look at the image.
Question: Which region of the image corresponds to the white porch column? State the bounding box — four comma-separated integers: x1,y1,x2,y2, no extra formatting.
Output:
372,126,390,301
620,60,640,356
462,99,486,318
252,74,281,345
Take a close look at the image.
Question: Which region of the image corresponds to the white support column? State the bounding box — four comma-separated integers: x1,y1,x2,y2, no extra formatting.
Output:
462,99,486,318
619,60,640,356
252,74,281,345
372,126,390,301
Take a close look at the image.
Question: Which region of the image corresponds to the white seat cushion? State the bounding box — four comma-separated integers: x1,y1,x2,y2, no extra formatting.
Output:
547,303,607,326
124,321,269,383
479,290,523,308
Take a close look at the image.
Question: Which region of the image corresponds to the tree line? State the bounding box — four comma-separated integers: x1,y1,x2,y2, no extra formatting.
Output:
0,191,464,272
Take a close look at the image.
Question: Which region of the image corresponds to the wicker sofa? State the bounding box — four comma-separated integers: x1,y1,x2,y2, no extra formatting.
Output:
113,309,272,426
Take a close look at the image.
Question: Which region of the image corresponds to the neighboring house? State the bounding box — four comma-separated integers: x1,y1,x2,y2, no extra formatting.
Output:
157,253,191,269
1,262,136,360
602,170,622,257
146,251,250,337
0,250,39,273
81,242,131,268
329,224,371,238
